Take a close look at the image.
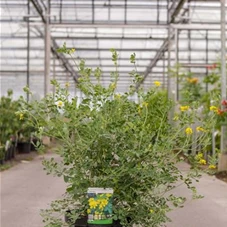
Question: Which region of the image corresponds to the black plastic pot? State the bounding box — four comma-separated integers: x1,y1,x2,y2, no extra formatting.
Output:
65,214,126,227
4,148,11,161
11,143,16,159
0,147,5,165
17,142,31,154
8,145,15,160
0,159,4,165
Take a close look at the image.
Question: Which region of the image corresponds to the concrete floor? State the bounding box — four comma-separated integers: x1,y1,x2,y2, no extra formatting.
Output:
0,153,65,227
166,164,227,227
1,155,227,227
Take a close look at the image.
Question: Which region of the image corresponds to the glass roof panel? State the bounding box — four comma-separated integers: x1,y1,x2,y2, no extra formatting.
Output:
0,0,226,98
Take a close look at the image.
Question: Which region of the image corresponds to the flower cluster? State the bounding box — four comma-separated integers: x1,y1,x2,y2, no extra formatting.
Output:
210,106,218,112
210,100,227,116
195,153,206,165
185,126,207,135
185,127,193,135
55,100,64,108
154,81,161,87
208,164,216,170
196,126,206,132
88,194,111,212
187,77,198,84
180,105,190,112
206,63,217,70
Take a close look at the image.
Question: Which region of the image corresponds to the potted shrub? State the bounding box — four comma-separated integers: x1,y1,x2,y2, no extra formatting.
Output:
19,47,216,226
173,62,226,169
0,90,23,161
16,108,37,154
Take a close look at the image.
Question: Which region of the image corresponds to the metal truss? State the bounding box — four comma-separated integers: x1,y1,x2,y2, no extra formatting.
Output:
0,0,226,94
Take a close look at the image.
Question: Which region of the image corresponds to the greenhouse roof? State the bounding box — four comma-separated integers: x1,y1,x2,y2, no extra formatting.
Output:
0,0,226,97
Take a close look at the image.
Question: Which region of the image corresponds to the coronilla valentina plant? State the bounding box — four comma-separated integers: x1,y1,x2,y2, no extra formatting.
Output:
19,47,216,227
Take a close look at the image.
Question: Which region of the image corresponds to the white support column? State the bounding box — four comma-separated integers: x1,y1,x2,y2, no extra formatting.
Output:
52,53,56,95
44,0,51,96
174,28,179,102
218,0,227,171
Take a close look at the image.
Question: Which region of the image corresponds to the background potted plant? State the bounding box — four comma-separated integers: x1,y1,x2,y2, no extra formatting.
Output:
19,47,216,227
171,62,226,169
16,126,34,154
0,90,23,162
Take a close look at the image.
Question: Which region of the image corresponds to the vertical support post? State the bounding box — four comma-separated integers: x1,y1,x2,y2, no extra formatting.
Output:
162,55,165,89
205,30,208,92
167,0,172,99
124,0,127,24
167,0,175,124
218,0,227,171
26,0,30,101
220,0,227,153
66,72,69,87
44,0,51,96
188,30,191,73
175,28,179,101
53,54,56,95
92,0,95,24
108,0,111,22
187,0,191,73
59,0,62,23
157,0,160,24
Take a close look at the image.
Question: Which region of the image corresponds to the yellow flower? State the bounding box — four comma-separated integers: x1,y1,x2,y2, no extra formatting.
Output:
187,77,198,84
19,113,24,120
208,164,216,169
106,193,112,198
65,82,70,87
150,209,154,213
210,106,218,112
138,106,142,114
199,159,206,165
185,127,193,135
110,83,116,90
114,94,121,99
88,198,98,209
180,106,189,112
196,126,206,132
88,198,94,202
195,152,203,160
142,102,148,107
55,100,64,108
154,81,161,87
87,209,91,214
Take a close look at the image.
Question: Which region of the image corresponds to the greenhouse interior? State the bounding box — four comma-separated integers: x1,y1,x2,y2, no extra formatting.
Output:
0,1,227,227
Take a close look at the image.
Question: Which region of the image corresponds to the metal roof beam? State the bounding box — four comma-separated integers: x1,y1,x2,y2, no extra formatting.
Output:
30,0,78,82
136,0,187,89
1,47,222,52
2,35,224,42
0,56,218,61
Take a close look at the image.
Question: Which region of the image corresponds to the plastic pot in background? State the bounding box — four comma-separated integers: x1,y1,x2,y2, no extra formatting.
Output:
4,147,11,161
8,145,15,160
0,156,4,165
17,141,31,154
11,142,16,159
